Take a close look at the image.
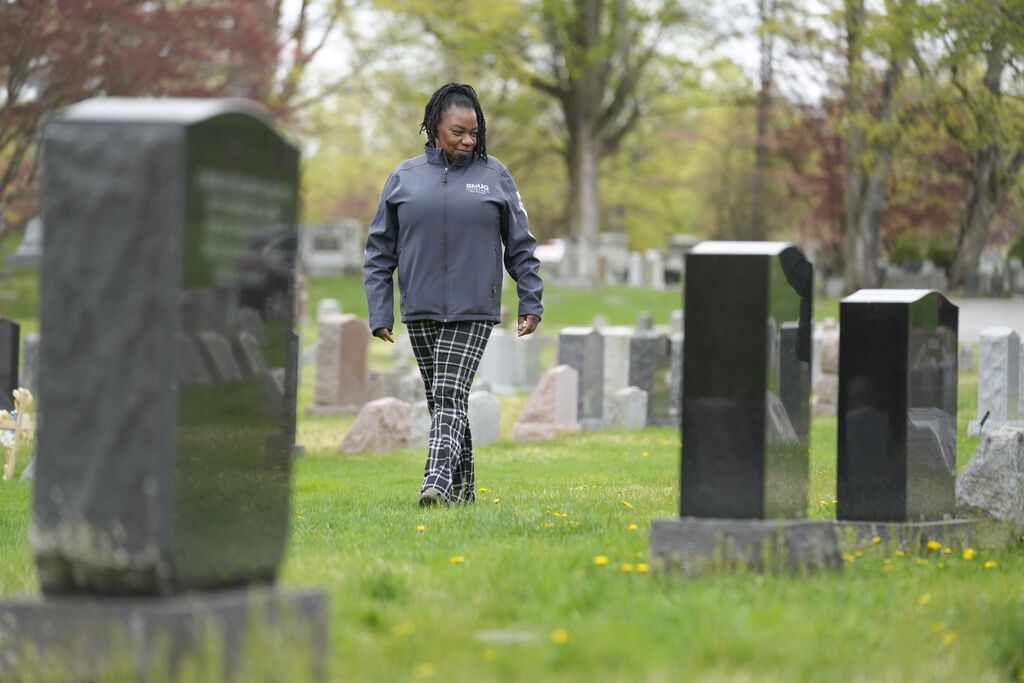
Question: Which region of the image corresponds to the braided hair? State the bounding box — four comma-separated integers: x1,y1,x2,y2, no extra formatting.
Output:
420,82,487,160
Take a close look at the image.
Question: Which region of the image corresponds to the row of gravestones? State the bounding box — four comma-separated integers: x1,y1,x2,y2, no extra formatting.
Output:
650,242,991,574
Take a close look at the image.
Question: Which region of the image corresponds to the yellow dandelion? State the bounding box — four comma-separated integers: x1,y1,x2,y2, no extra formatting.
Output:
917,594,931,605
415,663,435,678
855,551,863,557
551,629,570,645
842,554,855,563
450,556,466,564
943,632,957,646
930,621,946,633
622,501,634,509
482,649,497,662
963,548,976,560
392,622,416,637
541,522,554,528
480,488,489,493
417,525,426,532
493,498,500,504
637,563,650,572
915,558,929,565
938,562,946,569
628,524,638,531
832,499,838,504
593,555,610,566
642,452,649,458
820,500,829,506
620,563,635,572
985,560,998,569
926,540,942,551
883,558,893,564
943,547,952,554
895,550,906,557
872,536,882,544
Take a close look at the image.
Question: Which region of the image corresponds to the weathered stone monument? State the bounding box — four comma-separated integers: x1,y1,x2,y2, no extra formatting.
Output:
968,326,1022,436
0,98,324,679
651,241,836,573
0,317,18,411
312,312,369,414
513,364,580,441
557,327,604,427
837,289,961,528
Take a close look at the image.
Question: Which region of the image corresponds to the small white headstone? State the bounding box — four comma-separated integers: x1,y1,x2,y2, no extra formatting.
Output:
469,390,500,445
605,386,647,430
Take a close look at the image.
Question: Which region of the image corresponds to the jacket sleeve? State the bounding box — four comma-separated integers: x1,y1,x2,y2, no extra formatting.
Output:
363,171,400,332
498,167,544,320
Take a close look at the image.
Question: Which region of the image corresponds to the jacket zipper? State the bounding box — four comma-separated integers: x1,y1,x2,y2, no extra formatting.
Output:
442,165,449,321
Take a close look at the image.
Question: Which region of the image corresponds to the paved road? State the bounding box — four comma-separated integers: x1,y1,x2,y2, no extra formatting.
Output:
949,296,1024,343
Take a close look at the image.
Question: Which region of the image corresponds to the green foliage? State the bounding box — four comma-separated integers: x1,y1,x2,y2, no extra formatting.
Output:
887,231,922,266
1009,228,1024,263
926,232,957,271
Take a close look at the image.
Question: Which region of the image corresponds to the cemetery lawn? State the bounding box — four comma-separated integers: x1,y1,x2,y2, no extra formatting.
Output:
0,269,1015,681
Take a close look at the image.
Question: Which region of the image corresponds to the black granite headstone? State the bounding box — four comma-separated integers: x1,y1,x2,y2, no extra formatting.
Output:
837,289,958,522
0,317,18,411
680,241,813,518
33,98,299,594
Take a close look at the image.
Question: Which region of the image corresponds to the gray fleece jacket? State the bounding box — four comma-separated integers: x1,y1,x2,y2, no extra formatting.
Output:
363,145,544,332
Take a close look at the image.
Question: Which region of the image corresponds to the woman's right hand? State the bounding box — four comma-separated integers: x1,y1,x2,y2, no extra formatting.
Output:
373,328,394,343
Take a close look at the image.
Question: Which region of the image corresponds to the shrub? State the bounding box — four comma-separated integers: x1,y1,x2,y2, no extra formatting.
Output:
888,232,922,267
925,233,957,271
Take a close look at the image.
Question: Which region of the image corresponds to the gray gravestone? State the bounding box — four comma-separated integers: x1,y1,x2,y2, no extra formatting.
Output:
629,331,672,426
468,390,501,445
0,318,19,411
557,327,604,425
969,326,1022,436
601,326,633,417
316,297,342,321
635,312,654,331
605,386,648,430
19,333,39,397
477,327,517,393
0,98,322,679
512,332,542,392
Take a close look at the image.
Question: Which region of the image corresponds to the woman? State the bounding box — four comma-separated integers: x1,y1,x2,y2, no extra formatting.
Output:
364,83,544,506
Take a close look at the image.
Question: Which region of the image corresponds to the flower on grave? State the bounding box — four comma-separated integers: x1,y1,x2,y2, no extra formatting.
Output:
592,555,610,566
985,560,997,569
551,629,570,645
926,541,942,551
963,548,976,560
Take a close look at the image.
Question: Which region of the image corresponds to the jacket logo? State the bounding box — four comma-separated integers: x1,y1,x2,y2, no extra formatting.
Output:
465,183,490,195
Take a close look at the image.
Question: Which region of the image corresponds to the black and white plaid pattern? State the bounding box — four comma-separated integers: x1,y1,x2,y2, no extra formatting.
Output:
407,320,492,503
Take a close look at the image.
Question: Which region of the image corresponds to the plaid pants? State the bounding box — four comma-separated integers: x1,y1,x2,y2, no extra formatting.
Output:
407,320,492,503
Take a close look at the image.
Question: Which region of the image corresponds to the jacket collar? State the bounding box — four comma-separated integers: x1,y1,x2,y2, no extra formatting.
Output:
424,144,476,168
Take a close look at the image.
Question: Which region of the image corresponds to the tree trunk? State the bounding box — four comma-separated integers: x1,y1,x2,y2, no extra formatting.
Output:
749,0,776,241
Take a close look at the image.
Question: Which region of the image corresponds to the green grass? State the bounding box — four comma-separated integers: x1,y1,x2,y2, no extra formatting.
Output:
2,268,1020,681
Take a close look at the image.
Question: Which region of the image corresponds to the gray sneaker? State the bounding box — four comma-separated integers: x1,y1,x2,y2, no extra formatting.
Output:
418,487,448,507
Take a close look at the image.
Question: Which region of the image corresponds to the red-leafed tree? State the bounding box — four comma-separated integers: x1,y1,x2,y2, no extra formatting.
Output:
0,0,280,238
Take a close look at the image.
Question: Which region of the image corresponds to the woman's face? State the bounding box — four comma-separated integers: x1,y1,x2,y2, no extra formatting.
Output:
436,105,478,163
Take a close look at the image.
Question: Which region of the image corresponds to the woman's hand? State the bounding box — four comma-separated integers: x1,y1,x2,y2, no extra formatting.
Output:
373,328,394,343
517,314,540,337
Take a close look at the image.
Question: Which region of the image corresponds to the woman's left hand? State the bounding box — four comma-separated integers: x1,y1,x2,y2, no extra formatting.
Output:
517,314,540,337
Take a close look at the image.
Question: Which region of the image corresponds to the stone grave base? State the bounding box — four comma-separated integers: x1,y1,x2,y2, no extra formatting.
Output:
832,518,975,550
0,586,327,681
650,517,842,575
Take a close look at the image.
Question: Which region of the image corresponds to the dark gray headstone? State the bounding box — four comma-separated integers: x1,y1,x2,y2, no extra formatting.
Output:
680,241,813,519
33,97,299,594
629,331,672,426
838,289,958,522
0,318,19,411
557,327,604,422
